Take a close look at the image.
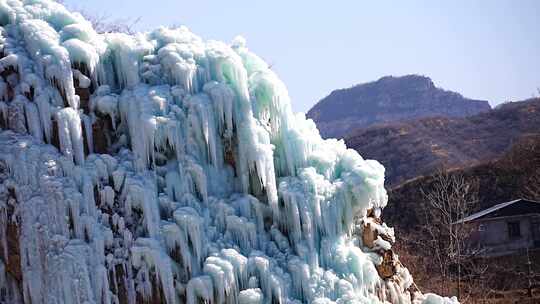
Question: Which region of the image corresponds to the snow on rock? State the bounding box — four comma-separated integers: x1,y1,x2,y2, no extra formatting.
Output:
0,1,457,303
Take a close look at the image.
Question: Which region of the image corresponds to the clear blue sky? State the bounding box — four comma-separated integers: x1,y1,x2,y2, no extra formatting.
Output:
65,0,540,112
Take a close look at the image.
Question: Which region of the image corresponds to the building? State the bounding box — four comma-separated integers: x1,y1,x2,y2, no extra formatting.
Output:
457,198,540,256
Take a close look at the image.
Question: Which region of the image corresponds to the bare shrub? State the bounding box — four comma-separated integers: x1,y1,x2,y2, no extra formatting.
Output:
56,0,141,34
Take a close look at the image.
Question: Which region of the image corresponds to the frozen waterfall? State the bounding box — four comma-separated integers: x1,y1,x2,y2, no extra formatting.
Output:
0,1,457,303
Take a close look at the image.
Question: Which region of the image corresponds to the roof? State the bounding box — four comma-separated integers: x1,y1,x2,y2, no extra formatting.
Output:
456,198,540,223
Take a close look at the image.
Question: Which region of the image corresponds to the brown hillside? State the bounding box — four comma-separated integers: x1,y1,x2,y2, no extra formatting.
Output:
384,134,540,231
345,98,540,187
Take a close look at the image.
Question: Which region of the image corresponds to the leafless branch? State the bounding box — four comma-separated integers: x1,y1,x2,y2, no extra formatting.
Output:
418,168,479,298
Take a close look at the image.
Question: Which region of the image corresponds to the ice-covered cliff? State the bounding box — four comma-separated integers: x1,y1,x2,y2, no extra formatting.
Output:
0,1,457,303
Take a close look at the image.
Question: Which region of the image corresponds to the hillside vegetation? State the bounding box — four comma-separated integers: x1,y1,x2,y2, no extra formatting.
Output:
346,98,540,186
385,132,540,231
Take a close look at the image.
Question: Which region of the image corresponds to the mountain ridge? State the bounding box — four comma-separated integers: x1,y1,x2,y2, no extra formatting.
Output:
307,74,491,138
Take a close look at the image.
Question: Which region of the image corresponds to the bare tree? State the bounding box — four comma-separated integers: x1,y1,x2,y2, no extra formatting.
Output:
523,169,540,201
461,258,497,304
56,0,141,34
514,136,540,201
420,168,479,298
80,12,141,34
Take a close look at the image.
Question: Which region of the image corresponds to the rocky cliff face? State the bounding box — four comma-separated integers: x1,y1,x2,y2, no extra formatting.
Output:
307,75,491,138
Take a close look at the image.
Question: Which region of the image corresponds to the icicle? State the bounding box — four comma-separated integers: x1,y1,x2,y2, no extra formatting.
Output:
123,175,160,238
203,256,237,304
19,19,79,109
8,97,27,134
92,94,118,130
219,249,248,290
81,113,94,154
55,107,85,165
34,93,53,143
24,102,44,141
130,238,178,304
186,275,214,304
172,207,205,271
225,215,257,253
100,185,115,208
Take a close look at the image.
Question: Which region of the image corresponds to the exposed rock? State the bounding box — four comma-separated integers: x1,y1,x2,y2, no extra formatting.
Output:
92,116,111,154
362,221,377,249
0,186,22,292
376,250,398,279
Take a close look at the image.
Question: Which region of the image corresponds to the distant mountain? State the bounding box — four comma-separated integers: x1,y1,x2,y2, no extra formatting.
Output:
307,75,491,138
345,98,540,186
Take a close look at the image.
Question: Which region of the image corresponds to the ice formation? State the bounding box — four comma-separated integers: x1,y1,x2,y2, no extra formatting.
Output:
0,1,458,303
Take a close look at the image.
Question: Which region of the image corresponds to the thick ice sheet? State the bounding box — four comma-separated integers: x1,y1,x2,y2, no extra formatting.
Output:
0,1,457,303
